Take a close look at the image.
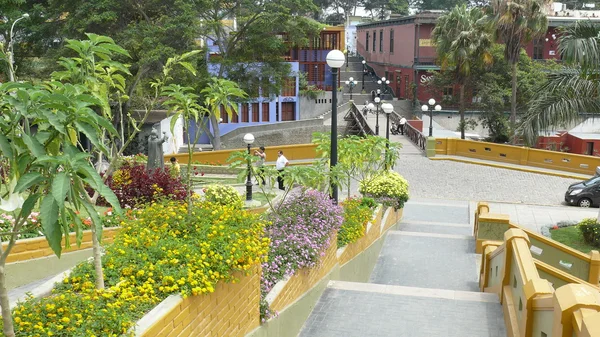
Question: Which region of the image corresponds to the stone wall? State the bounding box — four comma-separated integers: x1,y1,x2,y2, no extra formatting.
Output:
298,92,347,120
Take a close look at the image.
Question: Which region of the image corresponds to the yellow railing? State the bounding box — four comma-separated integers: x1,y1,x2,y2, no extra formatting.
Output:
475,202,600,285
435,138,600,175
480,229,600,337
164,143,320,165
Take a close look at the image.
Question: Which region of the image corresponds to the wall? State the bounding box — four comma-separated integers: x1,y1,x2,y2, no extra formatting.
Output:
135,267,261,337
435,137,600,175
298,91,347,120
158,116,184,155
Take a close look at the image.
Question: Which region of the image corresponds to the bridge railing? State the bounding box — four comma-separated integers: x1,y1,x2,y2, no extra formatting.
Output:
347,102,375,136
405,122,426,151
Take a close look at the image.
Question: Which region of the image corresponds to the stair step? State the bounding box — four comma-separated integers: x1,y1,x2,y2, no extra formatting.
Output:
398,221,473,236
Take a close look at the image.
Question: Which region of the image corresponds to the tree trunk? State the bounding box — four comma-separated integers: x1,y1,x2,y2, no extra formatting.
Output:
90,224,105,289
510,62,518,141
0,265,15,337
459,84,466,140
210,114,221,150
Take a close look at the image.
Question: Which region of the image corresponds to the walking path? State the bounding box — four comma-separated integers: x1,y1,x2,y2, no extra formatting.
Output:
299,198,506,337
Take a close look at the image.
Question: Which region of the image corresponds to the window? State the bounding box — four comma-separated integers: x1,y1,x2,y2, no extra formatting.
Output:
262,103,270,122
366,32,370,52
533,38,544,60
390,30,394,53
443,87,454,100
379,29,383,52
220,106,229,123
252,103,259,122
241,104,249,122
372,30,376,51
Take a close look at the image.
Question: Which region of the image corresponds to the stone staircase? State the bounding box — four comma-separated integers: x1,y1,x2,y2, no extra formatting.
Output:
298,199,507,337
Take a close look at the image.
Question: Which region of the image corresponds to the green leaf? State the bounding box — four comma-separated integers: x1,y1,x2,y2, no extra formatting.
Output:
40,194,62,257
177,61,197,76
0,133,13,158
19,193,40,221
22,133,45,158
52,172,70,205
14,172,46,193
69,208,84,246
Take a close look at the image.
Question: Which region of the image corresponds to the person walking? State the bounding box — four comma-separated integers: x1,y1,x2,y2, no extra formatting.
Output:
276,150,289,191
254,146,266,185
399,116,407,135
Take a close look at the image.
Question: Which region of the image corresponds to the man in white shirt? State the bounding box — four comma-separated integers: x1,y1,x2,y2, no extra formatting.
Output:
399,116,407,135
275,150,290,190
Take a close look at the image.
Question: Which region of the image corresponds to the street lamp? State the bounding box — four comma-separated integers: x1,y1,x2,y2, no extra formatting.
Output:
344,77,357,100
243,133,255,201
374,96,381,135
381,103,394,168
421,98,442,137
361,60,366,91
326,49,345,204
8,13,29,82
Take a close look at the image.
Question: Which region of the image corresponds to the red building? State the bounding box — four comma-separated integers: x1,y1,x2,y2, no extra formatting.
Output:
537,119,600,156
356,11,587,106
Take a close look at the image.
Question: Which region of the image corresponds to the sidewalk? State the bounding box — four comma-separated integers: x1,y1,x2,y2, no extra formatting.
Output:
431,155,591,180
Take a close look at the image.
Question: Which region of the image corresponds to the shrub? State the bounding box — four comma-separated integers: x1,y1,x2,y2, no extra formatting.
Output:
578,218,600,247
98,162,187,208
7,200,269,336
360,197,377,210
260,190,343,319
359,171,409,209
203,184,244,209
338,197,374,247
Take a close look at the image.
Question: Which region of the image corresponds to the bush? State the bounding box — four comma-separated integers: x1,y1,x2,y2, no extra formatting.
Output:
359,171,409,210
99,162,187,208
260,190,343,319
360,197,377,210
7,200,269,336
578,218,600,247
203,184,244,209
338,197,374,247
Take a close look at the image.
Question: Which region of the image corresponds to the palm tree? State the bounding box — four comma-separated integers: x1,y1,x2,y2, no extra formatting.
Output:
489,0,550,133
204,78,247,150
432,4,493,139
521,21,600,145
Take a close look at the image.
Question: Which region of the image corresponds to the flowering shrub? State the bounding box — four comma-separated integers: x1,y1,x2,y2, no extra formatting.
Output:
99,162,187,208
6,200,269,336
359,171,409,210
338,197,375,247
0,212,40,241
203,184,243,209
260,190,343,319
114,153,148,169
578,218,600,247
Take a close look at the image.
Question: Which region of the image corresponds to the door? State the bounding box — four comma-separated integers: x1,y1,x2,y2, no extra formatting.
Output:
587,142,594,155
396,75,401,97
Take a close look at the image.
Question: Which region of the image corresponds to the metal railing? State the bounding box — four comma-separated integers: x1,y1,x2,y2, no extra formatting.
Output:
347,103,375,136
405,122,426,151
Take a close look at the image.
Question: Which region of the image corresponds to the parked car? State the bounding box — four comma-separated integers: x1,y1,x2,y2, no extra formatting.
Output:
565,176,600,207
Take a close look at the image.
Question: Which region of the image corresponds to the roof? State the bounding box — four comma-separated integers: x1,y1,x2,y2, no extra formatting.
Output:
131,110,170,125
356,11,442,29
569,132,600,140
569,118,600,133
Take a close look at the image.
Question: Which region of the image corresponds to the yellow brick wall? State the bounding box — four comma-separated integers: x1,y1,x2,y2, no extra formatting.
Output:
141,266,261,337
269,234,339,313
4,227,120,263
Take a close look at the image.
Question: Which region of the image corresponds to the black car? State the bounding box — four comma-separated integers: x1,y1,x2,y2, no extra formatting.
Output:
565,176,600,207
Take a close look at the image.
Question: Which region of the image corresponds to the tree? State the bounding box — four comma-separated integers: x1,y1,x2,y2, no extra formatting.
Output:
521,21,600,145
363,0,409,20
413,0,467,11
488,0,549,133
432,4,493,139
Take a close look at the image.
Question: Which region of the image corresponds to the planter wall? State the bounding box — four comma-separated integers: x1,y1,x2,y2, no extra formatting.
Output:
135,266,261,337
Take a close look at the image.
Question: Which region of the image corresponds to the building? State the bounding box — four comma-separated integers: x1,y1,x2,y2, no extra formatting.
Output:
537,118,600,156
355,9,600,108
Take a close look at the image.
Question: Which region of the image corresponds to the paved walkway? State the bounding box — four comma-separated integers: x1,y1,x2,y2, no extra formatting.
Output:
299,199,506,337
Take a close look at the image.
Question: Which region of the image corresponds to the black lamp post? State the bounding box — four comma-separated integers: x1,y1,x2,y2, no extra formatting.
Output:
326,49,345,204
361,60,366,92
243,133,255,201
382,102,393,169
345,77,356,100
374,96,381,135
421,98,442,137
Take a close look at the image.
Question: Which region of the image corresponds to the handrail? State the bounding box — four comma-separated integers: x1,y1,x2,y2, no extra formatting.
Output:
405,122,426,151
348,102,374,136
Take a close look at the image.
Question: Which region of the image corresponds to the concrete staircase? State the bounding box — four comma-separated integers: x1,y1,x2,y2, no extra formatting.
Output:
298,199,507,337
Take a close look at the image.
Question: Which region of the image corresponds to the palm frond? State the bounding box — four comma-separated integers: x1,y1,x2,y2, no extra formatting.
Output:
558,21,600,69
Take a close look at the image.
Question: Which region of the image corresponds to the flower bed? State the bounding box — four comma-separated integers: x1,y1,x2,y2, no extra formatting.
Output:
359,171,409,210
260,190,343,319
338,197,377,247
4,201,269,336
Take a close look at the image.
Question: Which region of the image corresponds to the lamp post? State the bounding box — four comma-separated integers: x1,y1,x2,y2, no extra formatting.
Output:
326,49,345,204
345,77,356,100
243,133,255,201
421,98,442,137
381,102,394,169
361,60,366,91
8,13,29,82
374,96,381,135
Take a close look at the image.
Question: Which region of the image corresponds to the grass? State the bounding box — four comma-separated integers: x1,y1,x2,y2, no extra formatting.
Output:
550,226,598,254
252,192,277,205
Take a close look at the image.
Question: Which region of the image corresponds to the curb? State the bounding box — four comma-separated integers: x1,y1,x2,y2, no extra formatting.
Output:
428,157,590,180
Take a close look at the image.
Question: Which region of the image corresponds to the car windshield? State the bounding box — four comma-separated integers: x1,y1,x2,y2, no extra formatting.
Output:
583,176,600,186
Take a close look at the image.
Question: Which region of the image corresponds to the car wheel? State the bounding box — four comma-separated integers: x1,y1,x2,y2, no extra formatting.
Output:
578,198,592,208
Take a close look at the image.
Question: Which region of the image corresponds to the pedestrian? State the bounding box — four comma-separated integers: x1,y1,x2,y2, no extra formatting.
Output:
399,116,407,135
169,157,180,177
276,150,289,191
254,146,266,185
